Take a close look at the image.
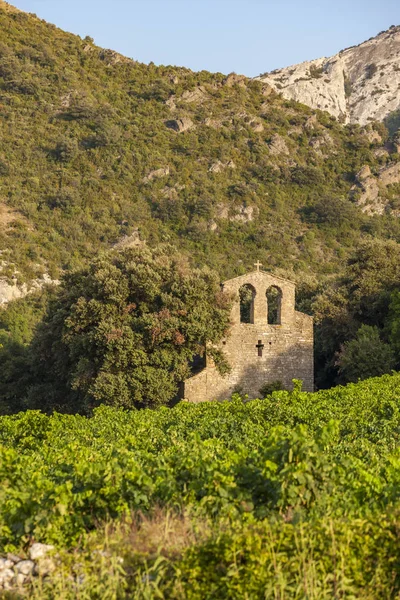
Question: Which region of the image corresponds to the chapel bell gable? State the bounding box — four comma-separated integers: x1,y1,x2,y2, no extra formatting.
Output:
225,268,296,328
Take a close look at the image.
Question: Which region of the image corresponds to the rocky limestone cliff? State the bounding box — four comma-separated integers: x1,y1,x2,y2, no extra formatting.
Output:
257,26,400,126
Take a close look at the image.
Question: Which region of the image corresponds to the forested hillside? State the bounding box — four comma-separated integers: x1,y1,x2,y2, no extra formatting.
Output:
1,2,400,290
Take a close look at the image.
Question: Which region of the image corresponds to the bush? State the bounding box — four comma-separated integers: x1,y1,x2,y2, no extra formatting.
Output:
53,138,78,163
365,63,378,79
259,380,285,397
0,159,10,176
336,324,395,383
301,196,360,228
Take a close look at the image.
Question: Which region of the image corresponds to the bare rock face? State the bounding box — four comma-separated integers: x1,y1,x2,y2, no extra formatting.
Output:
378,161,400,185
180,86,207,104
363,126,383,145
268,134,289,155
142,167,170,183
0,274,59,306
351,161,400,214
304,115,319,131
357,165,372,180
250,119,264,132
99,49,134,66
208,160,236,173
113,229,143,250
223,73,247,87
165,117,194,133
215,203,258,223
256,26,400,125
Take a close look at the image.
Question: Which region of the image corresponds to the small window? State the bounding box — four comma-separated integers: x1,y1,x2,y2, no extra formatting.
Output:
239,284,256,324
266,286,282,324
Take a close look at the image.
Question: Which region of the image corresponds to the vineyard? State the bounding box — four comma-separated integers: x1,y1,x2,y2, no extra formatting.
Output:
1,374,400,597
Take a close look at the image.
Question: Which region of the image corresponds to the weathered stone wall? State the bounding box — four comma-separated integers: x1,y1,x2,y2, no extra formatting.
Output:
184,270,313,402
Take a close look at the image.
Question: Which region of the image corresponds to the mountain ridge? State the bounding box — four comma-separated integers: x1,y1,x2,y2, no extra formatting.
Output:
257,25,400,127
0,3,400,303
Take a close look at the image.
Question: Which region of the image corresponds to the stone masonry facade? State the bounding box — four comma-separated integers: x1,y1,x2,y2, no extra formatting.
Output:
183,268,313,402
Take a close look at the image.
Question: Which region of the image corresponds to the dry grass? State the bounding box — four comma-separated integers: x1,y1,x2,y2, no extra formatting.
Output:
0,203,28,231
103,508,210,559
28,509,210,600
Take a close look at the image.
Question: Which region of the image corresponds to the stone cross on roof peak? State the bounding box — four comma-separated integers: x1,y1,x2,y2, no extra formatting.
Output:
254,260,263,272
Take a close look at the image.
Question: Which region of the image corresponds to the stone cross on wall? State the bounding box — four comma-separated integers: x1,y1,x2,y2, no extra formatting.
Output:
254,260,263,272
256,339,264,357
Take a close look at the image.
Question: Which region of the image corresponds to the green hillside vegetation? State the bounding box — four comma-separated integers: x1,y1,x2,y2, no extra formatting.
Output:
2,4,400,391
1,374,400,597
0,2,399,288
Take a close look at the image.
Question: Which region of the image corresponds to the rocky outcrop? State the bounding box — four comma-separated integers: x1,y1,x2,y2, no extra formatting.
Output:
165,117,194,133
208,160,236,173
165,86,207,111
113,229,143,250
352,166,381,214
304,115,319,131
99,49,134,66
268,134,289,156
249,119,264,132
180,86,207,104
142,166,170,183
231,205,259,223
378,162,400,185
215,203,258,224
0,273,59,305
309,131,334,151
204,117,223,129
257,26,400,125
223,73,247,87
364,126,383,145
351,161,400,214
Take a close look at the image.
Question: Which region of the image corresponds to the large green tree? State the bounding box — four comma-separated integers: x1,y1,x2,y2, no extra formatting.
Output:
29,245,232,411
336,324,395,383
313,239,400,387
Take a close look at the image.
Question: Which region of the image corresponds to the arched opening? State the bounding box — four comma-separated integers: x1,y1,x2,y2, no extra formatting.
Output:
266,286,282,324
239,284,256,323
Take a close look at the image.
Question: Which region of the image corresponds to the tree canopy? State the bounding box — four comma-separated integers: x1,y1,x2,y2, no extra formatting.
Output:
29,245,232,411
336,324,395,383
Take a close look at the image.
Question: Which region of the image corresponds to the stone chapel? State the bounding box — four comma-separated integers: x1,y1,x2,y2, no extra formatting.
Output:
183,264,314,402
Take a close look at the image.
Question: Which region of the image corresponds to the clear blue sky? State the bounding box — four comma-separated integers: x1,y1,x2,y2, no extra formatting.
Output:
12,0,400,76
